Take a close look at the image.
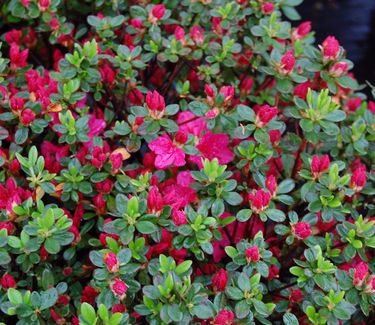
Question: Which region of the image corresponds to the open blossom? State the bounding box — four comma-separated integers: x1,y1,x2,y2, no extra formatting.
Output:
212,269,228,292
248,189,271,213
321,36,340,61
255,105,278,127
353,262,369,287
350,167,367,192
311,154,330,178
292,222,312,239
196,132,234,165
245,246,260,262
103,252,119,273
214,310,235,325
146,90,166,119
148,134,186,169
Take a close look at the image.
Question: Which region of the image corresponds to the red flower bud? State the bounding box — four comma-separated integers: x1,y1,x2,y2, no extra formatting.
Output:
212,269,228,292
1,273,17,289
311,154,330,178
20,109,36,126
38,0,50,11
353,262,369,287
350,167,367,192
265,175,277,197
0,221,15,235
110,278,128,299
149,4,165,23
292,222,312,240
172,210,188,226
269,129,281,145
293,21,311,39
321,36,340,61
245,245,260,262
261,2,274,15
147,186,164,215
190,26,204,44
329,62,349,78
280,50,295,74
289,289,303,302
240,77,253,96
214,310,235,325
103,252,119,273
255,105,278,127
248,189,271,213
146,90,165,119
364,275,375,294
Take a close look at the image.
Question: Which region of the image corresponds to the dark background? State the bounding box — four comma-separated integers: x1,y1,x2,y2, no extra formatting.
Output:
298,0,375,92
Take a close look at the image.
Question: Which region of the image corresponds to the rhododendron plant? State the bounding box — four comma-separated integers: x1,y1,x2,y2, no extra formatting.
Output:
0,0,374,324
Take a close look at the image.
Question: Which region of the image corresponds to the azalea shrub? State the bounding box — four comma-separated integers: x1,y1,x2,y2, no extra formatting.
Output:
0,0,374,324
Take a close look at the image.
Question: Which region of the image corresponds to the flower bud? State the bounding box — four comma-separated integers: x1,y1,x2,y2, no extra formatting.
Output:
146,90,165,119
353,262,369,288
0,273,17,289
329,62,349,78
265,175,277,197
172,210,188,226
311,154,330,178
293,21,311,40
261,2,274,15
248,189,271,213
103,252,119,273
255,105,278,127
292,222,312,240
280,50,295,75
212,269,228,292
149,4,165,24
147,186,164,215
350,167,367,192
245,245,260,262
110,278,128,300
321,36,340,61
214,310,235,325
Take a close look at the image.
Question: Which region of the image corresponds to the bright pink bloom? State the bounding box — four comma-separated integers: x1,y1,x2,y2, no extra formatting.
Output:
172,210,188,226
162,182,197,210
248,189,271,213
214,310,235,325
311,154,330,177
196,132,234,165
10,97,25,111
255,105,278,127
346,97,362,112
177,111,207,137
353,262,369,287
212,269,228,292
368,101,375,113
321,36,340,60
245,246,260,262
148,134,186,169
103,252,119,273
292,222,312,239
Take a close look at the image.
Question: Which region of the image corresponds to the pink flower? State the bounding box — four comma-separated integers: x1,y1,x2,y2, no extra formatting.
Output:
261,2,274,15
0,273,17,289
162,182,197,210
265,175,277,196
353,262,369,287
149,4,165,24
4,29,21,45
212,269,228,292
292,222,312,239
147,186,164,215
196,132,234,165
293,21,311,39
311,154,330,178
109,153,123,173
174,26,185,41
110,278,128,300
350,167,367,192
219,86,235,106
294,80,312,99
148,134,186,169
214,310,235,325
255,105,278,127
103,252,119,273
321,36,340,61
346,97,362,112
190,26,204,44
280,50,295,75
20,109,35,126
146,90,166,119
172,210,188,226
38,0,50,11
248,189,271,213
245,246,260,262
368,101,375,113
91,146,107,170
177,111,207,137
329,62,349,78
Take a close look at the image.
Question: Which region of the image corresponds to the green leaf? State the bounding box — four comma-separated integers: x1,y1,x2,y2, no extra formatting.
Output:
15,128,29,145
8,288,23,305
283,312,299,325
253,299,273,317
265,209,286,222
40,288,58,310
236,209,252,222
333,301,356,320
175,260,192,274
44,238,61,254
192,303,215,319
136,221,157,234
81,302,97,324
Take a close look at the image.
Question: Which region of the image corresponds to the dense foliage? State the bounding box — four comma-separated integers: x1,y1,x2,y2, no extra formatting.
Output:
0,0,374,324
